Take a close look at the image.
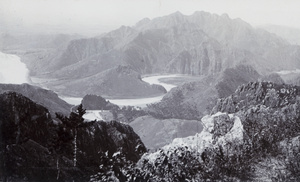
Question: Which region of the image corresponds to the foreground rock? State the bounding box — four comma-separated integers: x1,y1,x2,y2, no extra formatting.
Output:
0,92,146,181
129,81,300,181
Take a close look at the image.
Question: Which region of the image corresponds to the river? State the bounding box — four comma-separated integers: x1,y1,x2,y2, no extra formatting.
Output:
0,51,181,107
59,74,180,107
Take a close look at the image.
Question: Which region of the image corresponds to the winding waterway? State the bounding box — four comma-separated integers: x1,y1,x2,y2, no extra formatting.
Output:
59,74,180,107
0,52,181,107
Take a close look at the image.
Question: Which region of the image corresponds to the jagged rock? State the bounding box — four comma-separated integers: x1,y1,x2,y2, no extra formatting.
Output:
78,120,146,164
143,112,244,162
0,92,53,146
212,113,234,139
212,82,300,114
0,92,146,181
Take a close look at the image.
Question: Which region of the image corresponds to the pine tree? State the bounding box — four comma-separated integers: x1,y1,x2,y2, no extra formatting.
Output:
55,104,94,168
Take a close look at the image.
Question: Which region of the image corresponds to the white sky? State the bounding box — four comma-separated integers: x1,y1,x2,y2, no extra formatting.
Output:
1,0,300,36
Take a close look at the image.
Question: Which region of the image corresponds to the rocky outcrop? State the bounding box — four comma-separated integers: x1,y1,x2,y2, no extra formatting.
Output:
78,120,146,164
142,112,244,162
137,82,300,181
0,92,53,146
212,82,300,114
0,92,146,181
0,83,71,117
212,113,234,140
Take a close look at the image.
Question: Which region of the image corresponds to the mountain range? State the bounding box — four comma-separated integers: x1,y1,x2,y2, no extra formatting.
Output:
2,10,300,181
4,11,300,97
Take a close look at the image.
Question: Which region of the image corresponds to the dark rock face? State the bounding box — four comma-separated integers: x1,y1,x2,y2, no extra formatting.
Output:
0,92,57,181
0,92,146,181
77,120,146,165
0,92,53,146
0,83,71,117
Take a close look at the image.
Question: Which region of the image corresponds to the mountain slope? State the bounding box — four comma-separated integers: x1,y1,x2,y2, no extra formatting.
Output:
147,65,261,119
0,83,71,116
47,65,166,97
259,24,300,45
18,11,299,97
48,11,296,78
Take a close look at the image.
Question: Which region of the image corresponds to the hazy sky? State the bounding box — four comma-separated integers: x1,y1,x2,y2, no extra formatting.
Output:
1,0,300,36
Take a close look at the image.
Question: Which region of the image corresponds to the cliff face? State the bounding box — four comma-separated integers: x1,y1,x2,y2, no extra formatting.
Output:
21,12,300,97
0,92,146,181
49,11,299,79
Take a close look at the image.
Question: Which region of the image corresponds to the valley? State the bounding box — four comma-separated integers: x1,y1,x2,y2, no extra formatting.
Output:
2,7,300,181
57,74,192,107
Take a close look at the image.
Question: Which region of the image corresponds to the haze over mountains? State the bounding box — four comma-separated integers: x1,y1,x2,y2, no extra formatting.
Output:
2,11,300,98
2,10,300,181
259,24,300,45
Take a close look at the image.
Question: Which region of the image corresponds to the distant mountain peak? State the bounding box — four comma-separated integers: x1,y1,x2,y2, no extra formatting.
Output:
170,11,184,17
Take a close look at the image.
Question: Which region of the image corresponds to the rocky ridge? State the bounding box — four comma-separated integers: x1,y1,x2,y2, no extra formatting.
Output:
0,92,146,181
0,83,71,117
133,81,300,181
